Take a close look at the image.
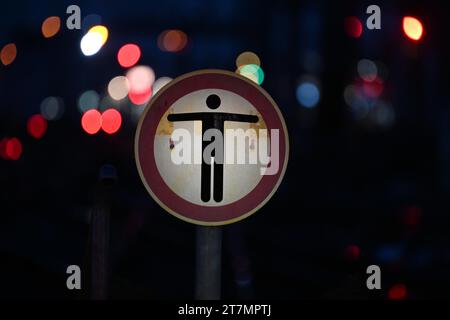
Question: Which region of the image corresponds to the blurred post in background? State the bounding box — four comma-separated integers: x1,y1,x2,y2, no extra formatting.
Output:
90,164,117,299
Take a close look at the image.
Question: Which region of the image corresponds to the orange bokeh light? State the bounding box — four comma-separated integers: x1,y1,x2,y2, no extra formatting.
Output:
1,43,17,66
42,16,61,38
158,30,188,52
403,16,424,41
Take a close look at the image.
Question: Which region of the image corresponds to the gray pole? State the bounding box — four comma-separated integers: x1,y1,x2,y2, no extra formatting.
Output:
195,226,222,300
90,164,117,300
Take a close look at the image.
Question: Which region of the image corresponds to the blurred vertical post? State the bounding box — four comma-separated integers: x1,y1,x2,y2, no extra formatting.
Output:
90,198,109,299
195,226,222,300
90,164,117,300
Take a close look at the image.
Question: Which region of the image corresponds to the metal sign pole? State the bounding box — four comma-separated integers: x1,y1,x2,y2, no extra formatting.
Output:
135,70,289,300
195,226,222,300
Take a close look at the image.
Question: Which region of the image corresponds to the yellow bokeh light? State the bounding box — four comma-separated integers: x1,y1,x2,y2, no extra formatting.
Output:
235,51,261,68
88,25,109,45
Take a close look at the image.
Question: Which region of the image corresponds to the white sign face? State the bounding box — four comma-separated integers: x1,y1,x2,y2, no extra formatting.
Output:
135,70,288,226
154,89,268,206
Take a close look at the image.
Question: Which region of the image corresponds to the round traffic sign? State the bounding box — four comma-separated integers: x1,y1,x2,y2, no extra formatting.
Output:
135,69,289,225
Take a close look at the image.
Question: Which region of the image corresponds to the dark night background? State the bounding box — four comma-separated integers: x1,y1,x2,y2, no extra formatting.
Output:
0,0,449,300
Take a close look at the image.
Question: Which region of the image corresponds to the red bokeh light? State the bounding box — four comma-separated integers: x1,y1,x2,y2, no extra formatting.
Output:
0,137,9,159
128,88,152,105
362,77,384,98
81,109,102,134
5,137,23,160
403,205,422,227
117,44,141,68
345,16,363,38
388,284,407,300
101,109,122,134
27,114,48,139
345,244,360,261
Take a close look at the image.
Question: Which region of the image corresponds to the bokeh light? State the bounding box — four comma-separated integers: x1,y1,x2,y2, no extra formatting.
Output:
388,284,407,300
27,114,48,139
129,89,152,105
403,16,424,41
344,84,369,118
357,59,378,82
80,25,108,56
403,205,422,227
345,73,394,128
237,64,264,85
375,61,389,80
372,100,395,127
81,109,102,134
1,43,17,66
101,109,122,134
89,25,108,45
296,81,320,108
108,76,130,101
126,66,155,93
81,14,102,33
344,16,362,38
0,138,9,160
236,51,261,68
237,67,257,83
5,137,22,160
344,245,360,262
152,77,173,96
362,77,384,98
41,16,61,38
117,44,141,68
78,90,99,113
40,96,64,120
158,29,188,52
375,244,404,264
80,32,103,56
126,65,155,105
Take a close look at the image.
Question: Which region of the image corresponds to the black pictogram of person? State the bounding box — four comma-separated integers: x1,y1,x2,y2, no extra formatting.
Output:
167,94,259,203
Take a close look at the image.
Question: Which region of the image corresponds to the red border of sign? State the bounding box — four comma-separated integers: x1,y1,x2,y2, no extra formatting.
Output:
135,70,289,225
